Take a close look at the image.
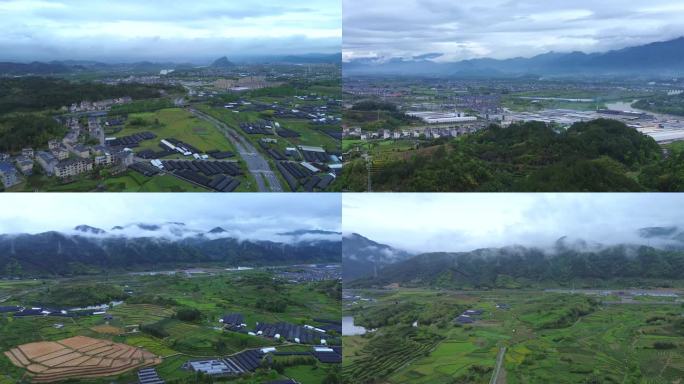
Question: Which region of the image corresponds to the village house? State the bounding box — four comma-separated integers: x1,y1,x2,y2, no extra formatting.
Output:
21,147,34,159
69,144,91,159
51,145,69,161
14,156,34,175
54,158,93,178
36,151,58,176
0,161,19,188
94,153,113,166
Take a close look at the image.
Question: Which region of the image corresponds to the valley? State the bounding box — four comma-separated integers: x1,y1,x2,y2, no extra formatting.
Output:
343,288,684,384
0,267,342,383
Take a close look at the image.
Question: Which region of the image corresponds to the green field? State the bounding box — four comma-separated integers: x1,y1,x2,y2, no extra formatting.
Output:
115,107,236,153
196,104,340,153
343,288,684,384
0,270,341,383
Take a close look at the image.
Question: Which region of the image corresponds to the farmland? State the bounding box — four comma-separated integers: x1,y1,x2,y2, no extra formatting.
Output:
343,288,684,384
0,268,342,383
113,108,236,154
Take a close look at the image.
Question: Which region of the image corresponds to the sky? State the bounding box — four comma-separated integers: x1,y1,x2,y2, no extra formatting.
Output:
0,0,341,63
343,0,684,62
0,193,341,242
343,193,684,253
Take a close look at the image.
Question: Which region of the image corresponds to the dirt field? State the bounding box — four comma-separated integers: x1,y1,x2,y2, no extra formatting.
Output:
4,336,160,382
91,325,124,335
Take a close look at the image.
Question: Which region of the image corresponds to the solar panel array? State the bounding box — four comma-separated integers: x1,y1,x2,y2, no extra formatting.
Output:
162,160,241,177
239,121,274,135
276,128,300,138
129,163,160,177
138,367,164,384
228,349,264,372
221,313,244,326
107,132,156,147
253,322,322,344
301,150,328,163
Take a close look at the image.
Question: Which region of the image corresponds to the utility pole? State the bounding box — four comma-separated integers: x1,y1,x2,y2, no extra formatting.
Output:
366,155,372,192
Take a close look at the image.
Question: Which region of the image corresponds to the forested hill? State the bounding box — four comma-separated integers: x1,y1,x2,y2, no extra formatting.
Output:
349,244,684,289
0,231,341,277
337,119,681,192
342,233,412,282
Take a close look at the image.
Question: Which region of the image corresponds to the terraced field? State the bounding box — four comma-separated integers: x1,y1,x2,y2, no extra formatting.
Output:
342,326,443,383
1,271,341,383
108,304,174,325
344,289,684,384
4,336,160,382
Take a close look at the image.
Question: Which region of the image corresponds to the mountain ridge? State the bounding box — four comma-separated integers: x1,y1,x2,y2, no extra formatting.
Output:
344,37,684,77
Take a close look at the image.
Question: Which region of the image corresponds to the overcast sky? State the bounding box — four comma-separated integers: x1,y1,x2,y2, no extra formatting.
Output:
343,193,684,253
343,0,684,62
0,193,341,241
0,0,341,63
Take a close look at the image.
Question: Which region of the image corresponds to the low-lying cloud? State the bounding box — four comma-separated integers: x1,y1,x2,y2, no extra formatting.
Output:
343,193,684,253
0,194,341,244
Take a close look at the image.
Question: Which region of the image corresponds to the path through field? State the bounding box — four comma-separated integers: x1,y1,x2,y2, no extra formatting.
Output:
490,346,507,384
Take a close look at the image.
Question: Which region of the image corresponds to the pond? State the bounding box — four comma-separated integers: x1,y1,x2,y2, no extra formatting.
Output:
343,316,367,336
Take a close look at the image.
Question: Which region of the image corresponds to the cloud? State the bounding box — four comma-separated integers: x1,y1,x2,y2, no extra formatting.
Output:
343,0,684,62
0,0,341,62
0,193,342,243
343,193,684,253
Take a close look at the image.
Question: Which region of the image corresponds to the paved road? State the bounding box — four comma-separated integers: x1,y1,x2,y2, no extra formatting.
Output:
188,107,283,192
490,346,507,384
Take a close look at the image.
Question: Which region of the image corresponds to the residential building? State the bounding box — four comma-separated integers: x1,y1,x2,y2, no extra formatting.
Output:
94,153,113,166
36,151,58,176
15,156,34,175
70,144,90,159
51,145,69,161
54,158,93,178
21,147,34,159
0,161,19,188
48,139,61,151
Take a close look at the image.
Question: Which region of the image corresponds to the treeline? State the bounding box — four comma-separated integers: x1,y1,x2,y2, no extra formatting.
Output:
109,98,174,115
25,283,127,307
0,113,66,152
351,100,398,112
633,94,684,116
353,245,684,289
337,119,668,191
0,232,341,277
0,77,178,114
345,100,418,129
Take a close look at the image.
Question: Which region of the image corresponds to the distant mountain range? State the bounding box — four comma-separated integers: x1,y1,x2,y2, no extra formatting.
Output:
0,53,342,75
346,227,684,288
342,233,412,282
0,223,341,277
344,37,684,78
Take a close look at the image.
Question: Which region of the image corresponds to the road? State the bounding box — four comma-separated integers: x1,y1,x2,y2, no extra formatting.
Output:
188,107,283,192
490,346,506,384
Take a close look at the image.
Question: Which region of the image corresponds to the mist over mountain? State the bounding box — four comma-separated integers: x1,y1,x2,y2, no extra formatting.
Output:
0,223,341,277
348,227,684,288
344,37,684,78
342,233,412,282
